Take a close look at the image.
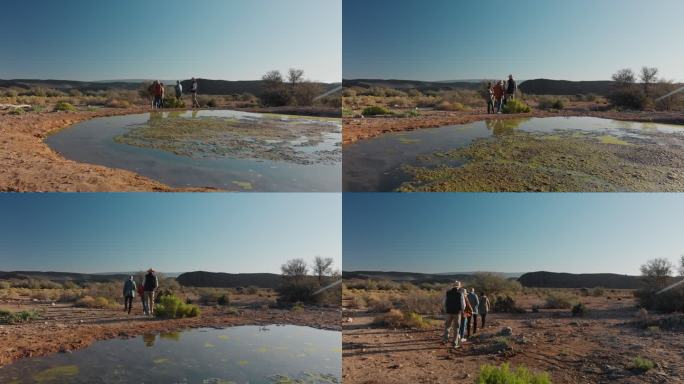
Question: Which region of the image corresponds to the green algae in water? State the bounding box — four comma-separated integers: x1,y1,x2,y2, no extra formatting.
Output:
598,135,631,145
232,181,253,190
397,137,420,144
217,335,230,340
269,372,339,384
153,358,169,364
33,365,79,383
237,359,249,366
204,342,216,348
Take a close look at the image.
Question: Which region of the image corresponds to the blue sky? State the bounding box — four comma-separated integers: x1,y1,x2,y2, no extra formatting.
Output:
0,0,341,82
0,194,341,274
343,0,684,81
343,194,684,275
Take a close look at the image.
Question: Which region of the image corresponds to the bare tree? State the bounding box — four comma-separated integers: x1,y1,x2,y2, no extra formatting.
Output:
312,256,334,283
640,258,673,288
680,255,684,276
281,258,308,280
640,66,658,96
612,68,636,88
287,68,305,94
262,70,284,89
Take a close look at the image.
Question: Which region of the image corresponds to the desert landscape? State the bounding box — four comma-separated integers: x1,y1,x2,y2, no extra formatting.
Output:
342,269,684,384
342,76,684,192
0,77,341,192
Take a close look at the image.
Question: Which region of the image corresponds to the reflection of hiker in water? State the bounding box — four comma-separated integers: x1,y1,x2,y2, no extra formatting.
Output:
467,288,480,336
175,80,183,101
442,281,465,348
459,287,473,341
484,82,495,114
479,293,491,328
191,77,200,108
143,333,156,347
493,81,505,113
142,268,159,316
122,275,136,315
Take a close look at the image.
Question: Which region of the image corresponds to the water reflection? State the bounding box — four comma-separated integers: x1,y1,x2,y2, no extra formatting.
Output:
485,118,530,136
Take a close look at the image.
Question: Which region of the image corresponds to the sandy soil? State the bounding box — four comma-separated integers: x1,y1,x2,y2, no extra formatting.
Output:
0,299,340,367
0,108,212,192
343,107,684,144
342,294,683,384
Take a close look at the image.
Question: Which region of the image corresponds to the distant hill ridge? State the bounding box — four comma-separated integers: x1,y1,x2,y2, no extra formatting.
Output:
0,78,340,96
344,270,644,289
517,271,642,289
0,271,130,282
176,271,283,289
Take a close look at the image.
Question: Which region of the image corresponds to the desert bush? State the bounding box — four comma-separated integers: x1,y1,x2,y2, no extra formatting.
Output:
629,357,654,372
571,303,587,317
8,108,25,115
591,287,605,297
350,294,367,309
366,294,394,312
545,292,578,309
362,105,391,116
635,285,684,313
105,98,131,108
502,99,531,114
206,98,218,108
259,89,292,107
538,97,565,110
155,294,200,319
372,309,429,329
609,89,649,110
217,294,230,306
435,100,465,111
493,296,525,314
0,309,41,324
75,295,115,308
472,272,522,297
401,290,442,315
476,363,551,384
163,97,185,109
54,101,77,112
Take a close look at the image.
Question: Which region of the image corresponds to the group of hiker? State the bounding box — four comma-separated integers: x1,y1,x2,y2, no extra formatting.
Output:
149,78,200,109
122,269,159,316
443,280,491,348
484,74,517,114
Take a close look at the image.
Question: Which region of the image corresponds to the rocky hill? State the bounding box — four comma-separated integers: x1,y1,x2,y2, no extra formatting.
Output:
518,271,642,289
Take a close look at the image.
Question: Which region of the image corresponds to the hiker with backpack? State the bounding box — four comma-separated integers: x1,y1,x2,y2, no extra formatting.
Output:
137,278,147,315
153,81,163,109
484,82,495,114
467,288,480,336
122,275,136,315
459,287,473,341
506,74,517,102
442,281,466,348
493,80,505,113
479,293,491,328
191,77,200,108
142,268,159,316
175,80,183,102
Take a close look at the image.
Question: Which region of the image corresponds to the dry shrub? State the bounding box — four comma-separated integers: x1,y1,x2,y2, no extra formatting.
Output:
401,290,442,315
373,309,430,329
545,291,578,309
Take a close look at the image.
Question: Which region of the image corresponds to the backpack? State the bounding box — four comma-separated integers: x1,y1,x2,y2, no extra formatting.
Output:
445,288,463,314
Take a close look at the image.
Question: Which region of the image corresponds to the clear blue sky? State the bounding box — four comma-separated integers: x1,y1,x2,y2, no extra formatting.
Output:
344,193,684,275
343,0,684,82
0,194,341,274
0,0,341,82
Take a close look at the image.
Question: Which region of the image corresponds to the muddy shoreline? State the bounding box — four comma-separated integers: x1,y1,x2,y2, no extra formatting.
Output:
0,106,336,192
342,109,684,144
0,303,340,367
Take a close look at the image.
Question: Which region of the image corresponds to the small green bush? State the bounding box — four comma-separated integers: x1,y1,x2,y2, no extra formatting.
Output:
362,105,391,116
405,109,420,117
0,309,41,324
571,303,587,317
54,101,77,112
163,97,186,109
630,357,655,372
155,294,200,319
545,292,578,309
538,97,564,110
217,294,229,306
372,309,430,329
8,108,25,115
477,363,552,384
502,99,531,114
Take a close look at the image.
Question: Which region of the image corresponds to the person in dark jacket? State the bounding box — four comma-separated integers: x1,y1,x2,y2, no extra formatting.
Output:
142,268,159,316
442,281,466,348
175,80,183,101
506,74,517,101
479,293,491,328
467,288,480,336
122,275,136,314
